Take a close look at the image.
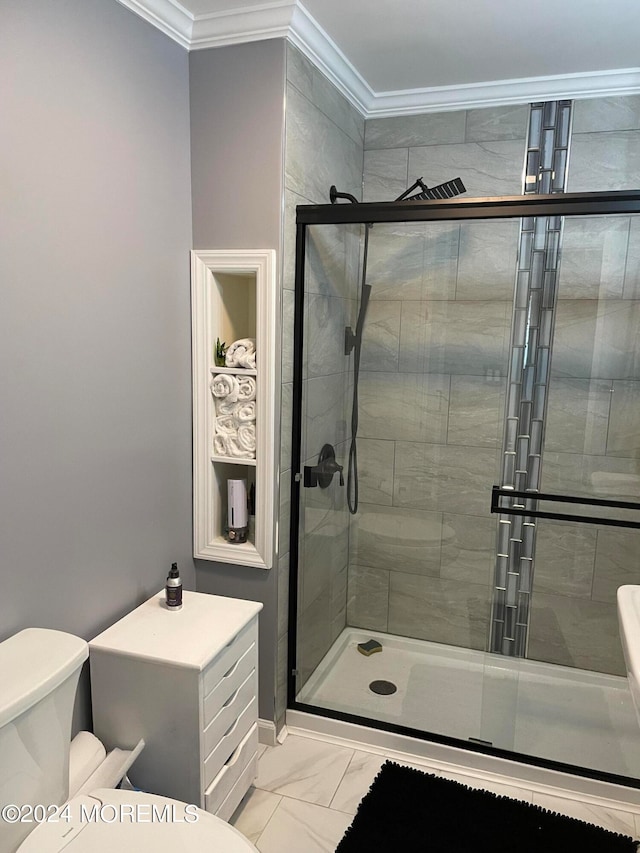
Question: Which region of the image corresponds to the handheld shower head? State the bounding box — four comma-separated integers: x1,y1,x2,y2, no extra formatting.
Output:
345,283,372,355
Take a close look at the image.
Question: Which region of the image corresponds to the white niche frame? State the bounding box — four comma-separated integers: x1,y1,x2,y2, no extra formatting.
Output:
191,249,279,569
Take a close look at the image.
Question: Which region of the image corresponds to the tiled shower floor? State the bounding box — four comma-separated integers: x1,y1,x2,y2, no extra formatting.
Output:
296,628,640,779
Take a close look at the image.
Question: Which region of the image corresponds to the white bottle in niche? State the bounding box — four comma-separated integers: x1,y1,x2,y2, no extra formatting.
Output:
227,479,248,543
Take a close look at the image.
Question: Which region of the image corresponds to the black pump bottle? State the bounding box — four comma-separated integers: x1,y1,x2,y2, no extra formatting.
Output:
165,562,182,610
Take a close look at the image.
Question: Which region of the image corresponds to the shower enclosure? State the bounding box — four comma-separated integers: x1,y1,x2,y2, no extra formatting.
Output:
288,189,640,785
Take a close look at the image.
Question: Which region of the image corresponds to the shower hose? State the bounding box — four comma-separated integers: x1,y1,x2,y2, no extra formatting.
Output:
347,223,372,515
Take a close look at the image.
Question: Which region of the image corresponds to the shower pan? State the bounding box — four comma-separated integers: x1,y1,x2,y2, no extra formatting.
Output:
288,188,640,787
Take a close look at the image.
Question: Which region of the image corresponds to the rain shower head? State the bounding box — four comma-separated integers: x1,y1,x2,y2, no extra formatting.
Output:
329,177,466,205
395,176,466,202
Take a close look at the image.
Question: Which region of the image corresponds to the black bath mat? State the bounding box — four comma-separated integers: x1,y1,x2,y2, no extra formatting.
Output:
335,761,638,852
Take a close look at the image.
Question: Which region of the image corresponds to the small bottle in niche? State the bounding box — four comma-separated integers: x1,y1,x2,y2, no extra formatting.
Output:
165,562,182,610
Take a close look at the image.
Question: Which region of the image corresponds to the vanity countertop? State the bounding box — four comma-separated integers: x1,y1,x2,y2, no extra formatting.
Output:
90,590,262,670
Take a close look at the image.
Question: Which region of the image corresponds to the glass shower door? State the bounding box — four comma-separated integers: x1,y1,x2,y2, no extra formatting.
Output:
479,211,640,778
294,217,516,741
292,204,640,782
294,221,360,696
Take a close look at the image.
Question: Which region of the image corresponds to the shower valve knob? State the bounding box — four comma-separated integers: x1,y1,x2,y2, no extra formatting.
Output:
303,444,343,489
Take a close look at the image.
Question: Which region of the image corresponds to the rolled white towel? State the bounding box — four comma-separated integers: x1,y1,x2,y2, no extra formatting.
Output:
226,434,255,459
216,397,238,416
236,375,256,402
226,338,256,369
210,374,240,402
240,349,256,369
213,433,231,456
215,414,238,435
235,401,256,423
237,423,256,454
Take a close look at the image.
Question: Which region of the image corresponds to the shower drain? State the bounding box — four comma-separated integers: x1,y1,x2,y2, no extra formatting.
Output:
369,680,397,695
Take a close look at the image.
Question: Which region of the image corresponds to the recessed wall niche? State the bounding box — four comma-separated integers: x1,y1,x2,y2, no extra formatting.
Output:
191,249,279,569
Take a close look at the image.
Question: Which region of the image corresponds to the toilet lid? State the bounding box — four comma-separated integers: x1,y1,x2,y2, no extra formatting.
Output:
17,789,257,852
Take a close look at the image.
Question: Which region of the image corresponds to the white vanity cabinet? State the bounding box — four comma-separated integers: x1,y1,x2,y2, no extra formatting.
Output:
89,590,262,821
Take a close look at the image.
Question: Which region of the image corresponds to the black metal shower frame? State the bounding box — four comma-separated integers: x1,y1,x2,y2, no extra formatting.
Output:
288,189,640,789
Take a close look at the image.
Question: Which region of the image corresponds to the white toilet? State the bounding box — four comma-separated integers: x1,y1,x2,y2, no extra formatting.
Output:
0,628,257,853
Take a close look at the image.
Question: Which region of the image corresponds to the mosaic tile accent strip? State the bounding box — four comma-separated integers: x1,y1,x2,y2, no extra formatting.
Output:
524,101,572,195
489,101,573,656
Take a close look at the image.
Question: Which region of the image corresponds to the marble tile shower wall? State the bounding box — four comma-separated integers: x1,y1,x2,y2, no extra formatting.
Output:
279,44,364,715
351,105,529,652
528,96,640,675
352,97,640,671
278,89,640,723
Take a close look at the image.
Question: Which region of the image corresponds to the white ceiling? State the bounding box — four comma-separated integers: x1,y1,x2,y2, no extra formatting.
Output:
118,0,640,116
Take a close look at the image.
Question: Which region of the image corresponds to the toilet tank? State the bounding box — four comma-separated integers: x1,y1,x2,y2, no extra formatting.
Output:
0,629,88,853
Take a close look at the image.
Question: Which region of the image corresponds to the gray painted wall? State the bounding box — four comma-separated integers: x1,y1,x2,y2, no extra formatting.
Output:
189,39,286,722
190,40,285,252
1,0,194,723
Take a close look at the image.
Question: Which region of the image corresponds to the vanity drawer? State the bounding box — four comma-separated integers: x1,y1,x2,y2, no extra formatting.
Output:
215,750,259,822
203,668,257,758
202,618,257,698
204,723,258,816
203,693,256,790
203,641,256,727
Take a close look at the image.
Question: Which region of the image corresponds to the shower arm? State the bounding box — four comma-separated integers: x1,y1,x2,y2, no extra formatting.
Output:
395,178,427,201
331,181,426,204
330,185,359,204
331,176,466,206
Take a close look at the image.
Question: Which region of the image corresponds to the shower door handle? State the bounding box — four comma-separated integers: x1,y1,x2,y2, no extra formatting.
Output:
491,485,640,529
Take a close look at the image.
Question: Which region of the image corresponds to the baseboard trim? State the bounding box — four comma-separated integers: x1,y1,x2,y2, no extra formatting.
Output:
285,710,640,810
258,718,278,747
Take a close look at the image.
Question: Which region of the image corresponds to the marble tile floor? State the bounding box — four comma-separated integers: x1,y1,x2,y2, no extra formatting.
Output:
295,628,640,779
230,732,640,852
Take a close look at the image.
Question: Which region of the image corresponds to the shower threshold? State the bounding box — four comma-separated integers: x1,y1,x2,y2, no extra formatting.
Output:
296,628,640,780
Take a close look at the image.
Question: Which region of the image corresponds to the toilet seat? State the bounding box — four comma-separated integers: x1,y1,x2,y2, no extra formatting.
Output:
16,788,257,852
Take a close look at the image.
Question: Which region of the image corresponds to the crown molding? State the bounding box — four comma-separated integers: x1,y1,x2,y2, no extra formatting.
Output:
115,0,194,49
366,68,640,118
288,4,372,116
116,0,640,117
190,1,296,50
